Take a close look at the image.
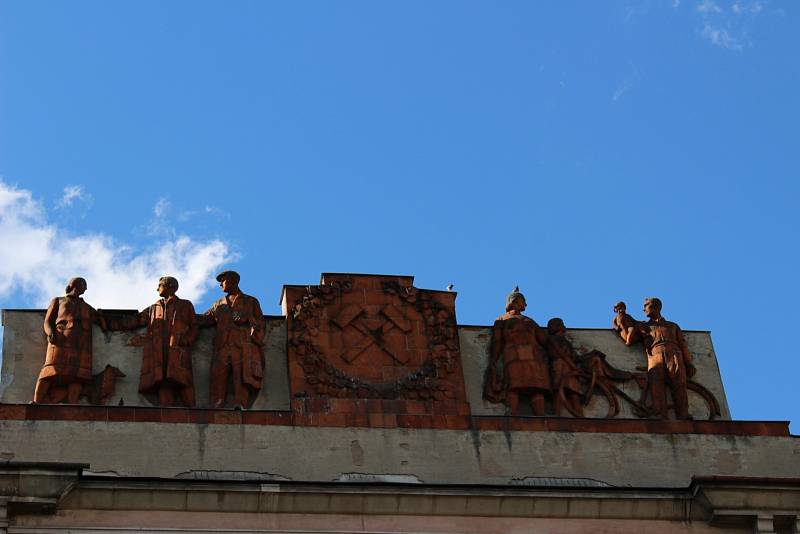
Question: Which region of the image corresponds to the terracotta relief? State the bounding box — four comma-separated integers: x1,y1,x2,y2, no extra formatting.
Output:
284,274,468,402
638,297,697,419
86,364,127,405
612,301,640,346
105,276,198,407
483,289,721,420
484,287,551,415
33,277,110,404
546,318,584,417
605,297,716,420
568,345,719,421
27,271,721,423
197,270,266,409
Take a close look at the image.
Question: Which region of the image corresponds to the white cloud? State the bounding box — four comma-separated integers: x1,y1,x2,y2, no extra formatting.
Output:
612,81,632,102
696,0,722,13
0,181,233,310
692,0,764,50
153,197,169,218
57,185,92,209
176,205,230,223
147,197,175,237
732,1,763,15
204,205,230,218
701,23,744,50
612,68,640,103
623,3,649,23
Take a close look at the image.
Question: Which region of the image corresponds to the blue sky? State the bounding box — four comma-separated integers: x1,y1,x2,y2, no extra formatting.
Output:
1,1,798,429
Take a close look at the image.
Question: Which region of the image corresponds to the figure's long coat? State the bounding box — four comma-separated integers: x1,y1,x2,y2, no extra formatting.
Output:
119,296,198,393
484,312,551,403
38,296,97,385
202,292,266,391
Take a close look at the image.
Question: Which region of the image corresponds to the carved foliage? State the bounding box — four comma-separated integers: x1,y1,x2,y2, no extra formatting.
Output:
288,278,463,400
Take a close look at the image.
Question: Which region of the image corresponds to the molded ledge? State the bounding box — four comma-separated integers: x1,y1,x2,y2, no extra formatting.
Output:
0,403,790,436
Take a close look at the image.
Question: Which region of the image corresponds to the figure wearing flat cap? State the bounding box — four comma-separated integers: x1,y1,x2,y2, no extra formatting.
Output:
106,276,198,406
34,277,107,404
484,287,551,415
198,271,266,409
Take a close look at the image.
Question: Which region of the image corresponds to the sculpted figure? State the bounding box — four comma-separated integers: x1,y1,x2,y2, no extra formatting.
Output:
612,301,639,346
546,318,584,417
485,287,551,415
107,276,198,406
198,270,266,409
639,297,696,419
34,277,107,404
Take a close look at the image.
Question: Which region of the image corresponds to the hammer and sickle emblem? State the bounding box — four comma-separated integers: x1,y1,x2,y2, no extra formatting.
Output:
331,304,412,364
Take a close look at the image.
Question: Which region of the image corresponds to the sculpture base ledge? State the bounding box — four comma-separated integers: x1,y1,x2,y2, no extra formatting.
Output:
0,403,789,436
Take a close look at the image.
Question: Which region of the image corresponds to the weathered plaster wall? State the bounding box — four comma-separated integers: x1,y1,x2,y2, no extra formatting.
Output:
0,419,796,488
9,509,750,534
1,310,730,419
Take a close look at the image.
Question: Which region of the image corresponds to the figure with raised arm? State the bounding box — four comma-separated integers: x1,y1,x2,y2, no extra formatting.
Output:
612,301,639,346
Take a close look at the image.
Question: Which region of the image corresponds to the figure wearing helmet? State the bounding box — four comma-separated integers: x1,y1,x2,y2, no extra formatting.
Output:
485,287,552,415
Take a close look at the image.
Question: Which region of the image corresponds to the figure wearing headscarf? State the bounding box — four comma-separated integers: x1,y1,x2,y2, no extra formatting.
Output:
34,277,106,404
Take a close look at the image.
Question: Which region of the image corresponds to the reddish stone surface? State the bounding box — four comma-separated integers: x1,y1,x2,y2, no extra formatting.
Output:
104,276,198,408
196,270,266,409
34,277,112,405
0,403,791,436
281,274,470,422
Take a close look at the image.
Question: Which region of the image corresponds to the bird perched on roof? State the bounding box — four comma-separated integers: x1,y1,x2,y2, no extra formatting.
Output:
446,284,454,291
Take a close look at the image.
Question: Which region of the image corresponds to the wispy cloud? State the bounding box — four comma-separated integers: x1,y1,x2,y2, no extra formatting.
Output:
732,1,763,14
176,205,231,223
701,23,744,50
692,0,768,51
623,2,649,23
613,81,632,102
147,197,175,237
0,181,233,309
613,69,640,102
696,0,723,13
56,185,92,209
